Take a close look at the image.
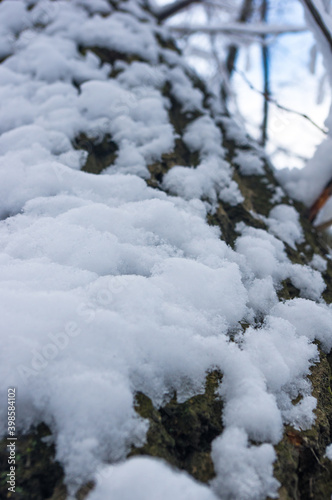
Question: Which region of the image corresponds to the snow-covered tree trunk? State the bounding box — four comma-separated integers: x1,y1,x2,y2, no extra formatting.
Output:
0,1,331,499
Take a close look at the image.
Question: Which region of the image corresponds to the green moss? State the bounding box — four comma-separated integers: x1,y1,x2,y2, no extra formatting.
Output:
207,199,267,248
75,133,118,174
0,423,64,500
0,424,93,500
277,279,301,301
131,371,223,483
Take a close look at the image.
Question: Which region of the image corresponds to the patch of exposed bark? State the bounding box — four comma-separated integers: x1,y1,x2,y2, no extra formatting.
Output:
0,423,92,500
75,133,118,174
130,371,223,483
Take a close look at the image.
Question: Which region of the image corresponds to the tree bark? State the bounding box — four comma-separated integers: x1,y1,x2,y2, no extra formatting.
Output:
0,1,331,499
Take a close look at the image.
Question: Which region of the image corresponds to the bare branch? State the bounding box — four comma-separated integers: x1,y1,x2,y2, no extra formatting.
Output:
205,3,232,103
260,0,270,147
235,68,328,135
156,0,201,22
301,0,332,51
226,0,254,77
221,0,254,104
169,22,307,36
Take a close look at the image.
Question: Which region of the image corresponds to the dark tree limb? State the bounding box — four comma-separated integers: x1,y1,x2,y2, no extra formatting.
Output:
170,23,307,35
225,0,254,77
260,0,270,147
302,0,332,51
156,0,201,22
221,0,254,102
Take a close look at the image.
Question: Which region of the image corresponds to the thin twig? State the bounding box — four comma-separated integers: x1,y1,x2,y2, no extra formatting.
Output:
315,217,332,230
235,68,328,135
271,145,308,162
310,446,329,471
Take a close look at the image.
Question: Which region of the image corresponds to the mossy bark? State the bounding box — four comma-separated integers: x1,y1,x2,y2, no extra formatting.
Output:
130,371,223,483
0,424,92,500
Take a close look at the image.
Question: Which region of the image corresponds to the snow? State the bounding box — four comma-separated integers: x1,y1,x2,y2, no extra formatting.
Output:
168,66,204,112
266,204,304,250
236,224,325,300
163,116,244,208
277,140,332,208
211,428,279,500
1,182,249,486
116,61,165,89
272,298,332,352
233,149,265,176
236,225,289,283
326,443,332,460
79,79,175,176
270,186,286,204
184,116,224,158
219,116,250,146
0,1,332,499
311,253,328,272
89,457,219,500
163,156,244,207
247,277,278,315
